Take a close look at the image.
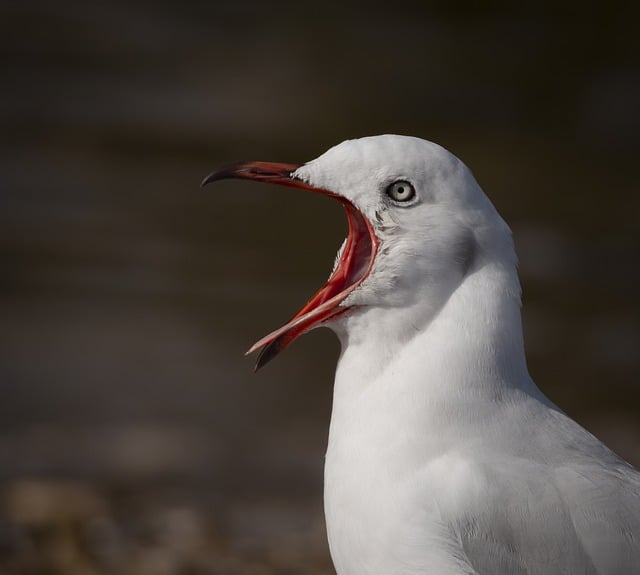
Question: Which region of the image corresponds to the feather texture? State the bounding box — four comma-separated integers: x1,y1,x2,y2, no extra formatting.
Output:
290,135,640,574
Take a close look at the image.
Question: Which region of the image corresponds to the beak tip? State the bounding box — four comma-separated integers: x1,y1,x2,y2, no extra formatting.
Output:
244,345,263,373
200,172,217,188
244,340,281,371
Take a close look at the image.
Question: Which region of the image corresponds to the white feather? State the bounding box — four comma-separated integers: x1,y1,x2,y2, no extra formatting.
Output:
294,135,640,575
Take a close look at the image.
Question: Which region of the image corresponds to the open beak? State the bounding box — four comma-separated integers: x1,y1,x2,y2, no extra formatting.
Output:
202,161,379,370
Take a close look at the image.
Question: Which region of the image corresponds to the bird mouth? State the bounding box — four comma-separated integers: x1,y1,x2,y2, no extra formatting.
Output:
202,161,379,370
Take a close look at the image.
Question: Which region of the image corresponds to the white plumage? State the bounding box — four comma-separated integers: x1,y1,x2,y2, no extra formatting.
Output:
208,135,640,574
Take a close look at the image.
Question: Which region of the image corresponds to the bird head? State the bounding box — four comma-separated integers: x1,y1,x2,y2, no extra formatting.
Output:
203,135,515,369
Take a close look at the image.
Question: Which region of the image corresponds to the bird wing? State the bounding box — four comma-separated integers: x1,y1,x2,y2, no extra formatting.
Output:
454,410,640,575
553,460,640,574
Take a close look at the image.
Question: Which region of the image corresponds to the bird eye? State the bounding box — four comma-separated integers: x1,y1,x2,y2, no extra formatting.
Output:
386,180,416,204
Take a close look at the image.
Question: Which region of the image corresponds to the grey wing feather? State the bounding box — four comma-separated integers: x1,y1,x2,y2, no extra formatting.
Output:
458,409,640,574
554,461,640,575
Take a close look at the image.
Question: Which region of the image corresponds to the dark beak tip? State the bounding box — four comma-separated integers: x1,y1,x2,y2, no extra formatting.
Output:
200,172,219,188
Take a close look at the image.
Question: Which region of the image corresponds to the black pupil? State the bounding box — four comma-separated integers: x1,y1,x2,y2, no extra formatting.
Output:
396,185,406,197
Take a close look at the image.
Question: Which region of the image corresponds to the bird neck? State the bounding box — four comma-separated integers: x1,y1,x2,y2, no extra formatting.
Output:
332,260,541,408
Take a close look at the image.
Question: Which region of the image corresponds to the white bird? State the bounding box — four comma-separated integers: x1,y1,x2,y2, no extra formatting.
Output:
203,135,640,574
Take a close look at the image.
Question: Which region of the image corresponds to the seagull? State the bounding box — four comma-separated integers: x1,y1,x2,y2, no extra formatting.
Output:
203,135,640,574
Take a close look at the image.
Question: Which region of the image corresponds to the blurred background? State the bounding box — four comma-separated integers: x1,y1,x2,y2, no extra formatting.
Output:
1,1,638,573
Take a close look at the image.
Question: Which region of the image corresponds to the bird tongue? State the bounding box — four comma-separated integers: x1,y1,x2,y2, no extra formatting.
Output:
201,161,378,370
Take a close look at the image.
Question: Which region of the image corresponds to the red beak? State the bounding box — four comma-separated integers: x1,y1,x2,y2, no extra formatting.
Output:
202,161,379,370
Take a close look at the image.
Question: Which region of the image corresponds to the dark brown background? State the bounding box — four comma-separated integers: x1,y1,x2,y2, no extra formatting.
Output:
1,2,638,573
